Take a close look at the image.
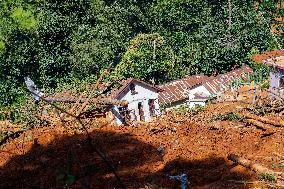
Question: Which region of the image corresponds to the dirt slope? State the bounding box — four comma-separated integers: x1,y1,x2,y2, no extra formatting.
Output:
0,88,284,188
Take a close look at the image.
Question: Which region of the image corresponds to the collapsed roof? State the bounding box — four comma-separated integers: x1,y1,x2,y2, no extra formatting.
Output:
252,49,284,70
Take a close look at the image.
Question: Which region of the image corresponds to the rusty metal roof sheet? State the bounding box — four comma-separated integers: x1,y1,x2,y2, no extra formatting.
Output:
202,65,253,95
158,75,209,104
158,65,253,104
263,56,284,70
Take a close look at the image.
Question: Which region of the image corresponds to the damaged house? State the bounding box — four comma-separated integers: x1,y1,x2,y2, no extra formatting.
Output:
258,50,284,99
109,65,253,124
187,65,253,108
109,78,162,125
159,65,253,109
158,75,208,110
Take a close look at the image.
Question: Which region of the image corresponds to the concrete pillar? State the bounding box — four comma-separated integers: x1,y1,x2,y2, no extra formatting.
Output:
154,99,161,116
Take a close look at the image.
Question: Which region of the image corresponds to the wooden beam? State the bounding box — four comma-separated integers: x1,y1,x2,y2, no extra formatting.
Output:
45,97,128,107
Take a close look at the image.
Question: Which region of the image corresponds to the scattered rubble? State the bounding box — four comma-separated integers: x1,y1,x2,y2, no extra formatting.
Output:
0,84,284,188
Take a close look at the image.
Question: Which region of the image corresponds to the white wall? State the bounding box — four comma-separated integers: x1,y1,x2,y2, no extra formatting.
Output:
269,70,284,99
187,85,212,100
187,85,211,109
113,81,160,125
188,101,206,109
163,85,211,110
270,71,281,90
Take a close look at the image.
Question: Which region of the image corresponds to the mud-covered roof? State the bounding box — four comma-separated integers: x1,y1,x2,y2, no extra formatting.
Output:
263,56,284,70
252,49,284,70
252,49,284,63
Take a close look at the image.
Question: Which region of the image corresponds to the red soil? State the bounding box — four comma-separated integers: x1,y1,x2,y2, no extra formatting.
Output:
0,89,284,189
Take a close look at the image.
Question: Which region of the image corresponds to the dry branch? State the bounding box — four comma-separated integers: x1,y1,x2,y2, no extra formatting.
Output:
266,89,284,101
68,91,86,116
245,119,273,131
45,97,128,107
255,105,284,114
242,113,284,127
228,154,282,177
28,89,126,189
76,64,112,116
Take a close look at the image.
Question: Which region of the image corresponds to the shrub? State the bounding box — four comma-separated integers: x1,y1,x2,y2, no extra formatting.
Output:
257,173,277,183
213,112,243,122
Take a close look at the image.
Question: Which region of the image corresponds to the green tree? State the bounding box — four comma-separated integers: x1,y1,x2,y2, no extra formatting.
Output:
113,33,175,84
69,0,134,79
0,0,42,54
0,0,281,108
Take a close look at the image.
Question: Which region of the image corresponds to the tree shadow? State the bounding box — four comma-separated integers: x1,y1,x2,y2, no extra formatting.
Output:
0,130,254,189
149,157,254,189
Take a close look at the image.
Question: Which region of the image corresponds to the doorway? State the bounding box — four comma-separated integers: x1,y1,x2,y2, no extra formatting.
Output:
148,99,155,117
138,102,145,121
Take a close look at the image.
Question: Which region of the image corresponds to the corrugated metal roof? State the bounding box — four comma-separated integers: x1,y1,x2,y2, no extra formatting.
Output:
202,65,253,95
158,75,209,104
158,65,253,104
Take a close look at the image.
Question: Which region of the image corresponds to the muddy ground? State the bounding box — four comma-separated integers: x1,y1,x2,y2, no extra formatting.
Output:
0,87,284,189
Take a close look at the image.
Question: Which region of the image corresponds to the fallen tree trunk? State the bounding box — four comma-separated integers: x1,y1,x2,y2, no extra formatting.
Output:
266,89,284,101
242,113,284,127
254,106,284,114
228,154,281,176
245,119,273,131
0,130,25,146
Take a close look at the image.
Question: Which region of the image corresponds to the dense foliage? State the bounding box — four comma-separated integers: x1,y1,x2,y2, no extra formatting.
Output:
0,0,283,107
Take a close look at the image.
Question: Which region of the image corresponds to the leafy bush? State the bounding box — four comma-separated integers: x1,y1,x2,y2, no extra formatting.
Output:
189,105,206,116
213,112,243,122
174,105,190,115
0,0,280,108
248,62,270,84
257,173,277,183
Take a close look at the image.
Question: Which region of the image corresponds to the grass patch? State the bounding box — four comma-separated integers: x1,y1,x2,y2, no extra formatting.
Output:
190,105,206,116
257,173,277,183
272,163,284,169
211,112,243,122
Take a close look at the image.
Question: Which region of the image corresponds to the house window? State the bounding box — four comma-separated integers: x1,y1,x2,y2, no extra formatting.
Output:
130,83,137,95
148,99,155,117
280,76,284,88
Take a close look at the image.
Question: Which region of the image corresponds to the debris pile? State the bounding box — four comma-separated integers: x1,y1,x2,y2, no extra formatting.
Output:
0,82,284,188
